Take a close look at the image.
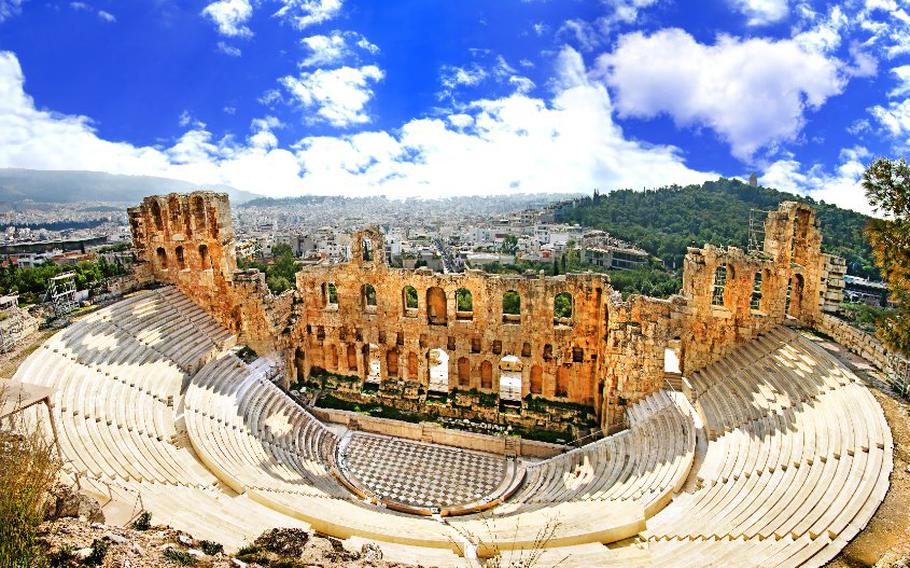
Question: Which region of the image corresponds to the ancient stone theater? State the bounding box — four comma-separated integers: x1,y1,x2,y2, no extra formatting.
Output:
12,191,894,567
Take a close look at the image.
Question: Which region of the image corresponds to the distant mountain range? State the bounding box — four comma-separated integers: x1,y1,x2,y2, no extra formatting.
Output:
0,169,261,206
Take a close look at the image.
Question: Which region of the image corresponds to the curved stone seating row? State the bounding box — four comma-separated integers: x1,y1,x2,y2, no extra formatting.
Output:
640,329,893,568
507,390,694,519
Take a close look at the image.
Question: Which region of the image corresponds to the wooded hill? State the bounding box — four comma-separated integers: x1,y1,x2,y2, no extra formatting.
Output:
555,178,877,279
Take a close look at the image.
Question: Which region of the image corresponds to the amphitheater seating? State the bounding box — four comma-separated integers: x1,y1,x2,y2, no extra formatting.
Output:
9,285,894,567
640,327,893,568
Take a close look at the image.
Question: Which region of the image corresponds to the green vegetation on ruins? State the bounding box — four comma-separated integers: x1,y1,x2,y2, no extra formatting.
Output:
0,258,131,305
238,243,299,294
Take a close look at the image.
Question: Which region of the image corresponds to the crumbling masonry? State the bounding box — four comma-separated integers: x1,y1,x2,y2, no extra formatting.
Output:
129,193,842,431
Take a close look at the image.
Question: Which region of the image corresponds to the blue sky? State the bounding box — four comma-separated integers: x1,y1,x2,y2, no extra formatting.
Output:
0,0,908,212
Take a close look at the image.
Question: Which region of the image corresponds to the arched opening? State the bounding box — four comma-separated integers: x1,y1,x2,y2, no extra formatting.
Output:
151,200,164,231
198,244,209,269
175,245,186,270
480,360,493,390
521,342,531,357
362,238,373,262
572,347,584,363
156,247,168,269
403,285,418,314
346,344,358,373
554,292,573,324
191,195,206,226
502,290,521,323
428,348,449,393
407,352,418,380
322,283,338,308
328,344,339,370
361,284,377,312
294,348,306,385
456,288,473,320
457,357,470,388
750,272,763,311
543,344,553,361
788,273,805,317
426,286,447,325
386,349,399,378
499,355,523,402
556,364,570,398
530,364,543,395
364,344,381,383
711,265,727,307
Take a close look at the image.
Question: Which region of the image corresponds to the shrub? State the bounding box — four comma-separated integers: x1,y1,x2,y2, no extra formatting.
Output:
162,547,196,566
82,539,108,566
0,390,62,568
131,511,152,531
199,540,223,556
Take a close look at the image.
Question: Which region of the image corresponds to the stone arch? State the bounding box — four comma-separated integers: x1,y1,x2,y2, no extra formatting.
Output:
499,355,522,401
480,360,493,390
198,244,209,269
502,290,520,323
346,344,358,373
364,344,381,383
322,282,338,307
554,291,573,324
426,286,447,325
156,247,168,269
788,273,805,317
556,364,570,397
456,288,473,320
457,356,470,388
750,271,763,311
386,349,399,378
428,348,449,392
175,245,186,270
191,195,206,226
151,200,164,231
361,284,377,310
361,238,373,262
403,285,418,312
711,265,727,307
530,364,543,395
294,348,306,385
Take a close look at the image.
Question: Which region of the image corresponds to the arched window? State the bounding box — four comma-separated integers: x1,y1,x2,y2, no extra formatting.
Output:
499,355,522,402
530,365,543,395
346,344,358,372
198,244,209,269
750,272,763,311
521,342,531,357
192,195,206,225
151,200,164,231
543,344,553,360
361,284,377,311
480,360,493,390
322,283,338,308
502,290,521,323
426,287,447,325
456,288,473,320
788,274,805,317
175,245,186,270
364,344,381,383
428,348,449,392
554,292,573,323
403,285,418,312
457,357,470,387
156,247,168,269
362,238,373,262
711,265,727,307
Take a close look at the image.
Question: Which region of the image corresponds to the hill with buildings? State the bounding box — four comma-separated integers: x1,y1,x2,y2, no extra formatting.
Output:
556,178,877,279
0,169,260,206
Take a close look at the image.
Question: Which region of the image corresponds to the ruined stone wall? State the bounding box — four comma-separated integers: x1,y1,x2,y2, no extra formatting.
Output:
127,192,284,352
678,201,824,375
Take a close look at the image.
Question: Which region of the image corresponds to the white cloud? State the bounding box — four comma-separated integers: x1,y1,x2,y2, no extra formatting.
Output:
274,0,342,30
0,47,717,199
760,147,873,214
202,0,253,38
217,41,242,57
732,0,789,26
279,65,384,127
97,9,115,22
299,31,378,67
870,98,910,144
889,64,910,97
599,28,846,160
0,0,25,22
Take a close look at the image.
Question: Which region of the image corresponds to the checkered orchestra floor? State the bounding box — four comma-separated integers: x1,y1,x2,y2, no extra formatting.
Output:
338,432,508,509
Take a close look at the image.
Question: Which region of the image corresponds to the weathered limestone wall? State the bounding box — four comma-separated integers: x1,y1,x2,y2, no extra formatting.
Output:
678,202,824,375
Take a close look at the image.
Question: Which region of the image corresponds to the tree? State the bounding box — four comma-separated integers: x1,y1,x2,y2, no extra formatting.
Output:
500,235,518,255
862,157,910,355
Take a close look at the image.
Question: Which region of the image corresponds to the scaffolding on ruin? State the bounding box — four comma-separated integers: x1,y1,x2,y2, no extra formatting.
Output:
748,208,770,254
46,272,79,317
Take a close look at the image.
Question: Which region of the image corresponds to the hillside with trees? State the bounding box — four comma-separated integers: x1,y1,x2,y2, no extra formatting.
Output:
556,178,876,279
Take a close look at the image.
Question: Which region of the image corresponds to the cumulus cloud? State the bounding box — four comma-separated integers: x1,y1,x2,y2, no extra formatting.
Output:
97,9,115,22
279,65,384,127
760,147,873,214
0,47,717,199
557,0,658,51
732,0,789,26
274,0,342,30
598,28,846,160
299,31,378,67
216,41,242,57
202,0,253,38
